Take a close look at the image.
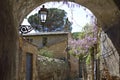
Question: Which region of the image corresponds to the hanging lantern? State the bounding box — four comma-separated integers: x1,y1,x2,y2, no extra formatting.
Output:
38,5,48,23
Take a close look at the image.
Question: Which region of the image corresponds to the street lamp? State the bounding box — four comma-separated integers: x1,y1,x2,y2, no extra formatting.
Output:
38,5,48,32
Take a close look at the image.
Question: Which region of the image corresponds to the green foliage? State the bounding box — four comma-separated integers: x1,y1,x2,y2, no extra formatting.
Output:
28,8,72,32
96,43,101,59
82,23,94,38
86,54,91,64
69,49,74,55
38,48,53,58
69,49,86,60
28,13,40,30
79,54,86,61
69,23,98,62
72,24,93,40
46,8,66,29
82,23,93,32
72,32,85,39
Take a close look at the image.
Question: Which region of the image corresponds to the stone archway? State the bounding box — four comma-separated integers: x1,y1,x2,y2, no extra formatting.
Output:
0,0,120,80
15,0,120,53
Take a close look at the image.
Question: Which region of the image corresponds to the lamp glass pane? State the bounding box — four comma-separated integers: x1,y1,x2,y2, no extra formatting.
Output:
40,11,47,22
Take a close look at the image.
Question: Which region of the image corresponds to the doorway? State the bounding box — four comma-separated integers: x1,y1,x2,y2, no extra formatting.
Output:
26,53,33,80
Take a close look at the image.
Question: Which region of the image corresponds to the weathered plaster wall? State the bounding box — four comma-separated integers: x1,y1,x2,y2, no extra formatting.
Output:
100,31,119,77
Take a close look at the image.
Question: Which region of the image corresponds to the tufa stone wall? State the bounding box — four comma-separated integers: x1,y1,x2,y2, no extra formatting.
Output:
45,40,68,59
37,55,68,80
69,55,79,79
23,32,68,59
19,37,38,80
100,31,120,78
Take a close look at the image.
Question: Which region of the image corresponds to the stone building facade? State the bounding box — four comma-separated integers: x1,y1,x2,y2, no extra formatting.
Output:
18,37,38,80
23,32,69,59
23,32,79,79
19,34,70,80
22,32,71,80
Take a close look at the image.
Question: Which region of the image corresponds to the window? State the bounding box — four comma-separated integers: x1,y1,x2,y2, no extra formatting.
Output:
27,38,33,43
42,37,47,46
29,39,33,42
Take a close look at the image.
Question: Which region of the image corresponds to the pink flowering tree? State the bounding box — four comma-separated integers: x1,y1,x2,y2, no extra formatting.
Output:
68,23,98,80
68,23,98,59
60,1,99,79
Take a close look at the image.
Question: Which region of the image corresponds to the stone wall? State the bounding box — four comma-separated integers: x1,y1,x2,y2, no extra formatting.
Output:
69,55,79,79
37,55,68,80
23,32,68,59
18,37,38,80
23,32,68,48
0,0,18,80
105,24,120,55
100,31,120,78
45,40,68,59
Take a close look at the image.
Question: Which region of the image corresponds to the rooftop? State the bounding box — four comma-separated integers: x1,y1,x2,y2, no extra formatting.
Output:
22,32,69,36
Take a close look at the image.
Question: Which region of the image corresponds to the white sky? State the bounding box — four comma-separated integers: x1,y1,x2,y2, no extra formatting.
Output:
22,1,95,33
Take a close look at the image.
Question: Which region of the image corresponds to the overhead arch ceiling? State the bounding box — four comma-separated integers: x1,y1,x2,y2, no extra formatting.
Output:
12,0,120,30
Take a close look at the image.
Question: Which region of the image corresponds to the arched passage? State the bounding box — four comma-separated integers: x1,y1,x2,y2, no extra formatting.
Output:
0,0,120,80
15,0,120,53
14,0,120,27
